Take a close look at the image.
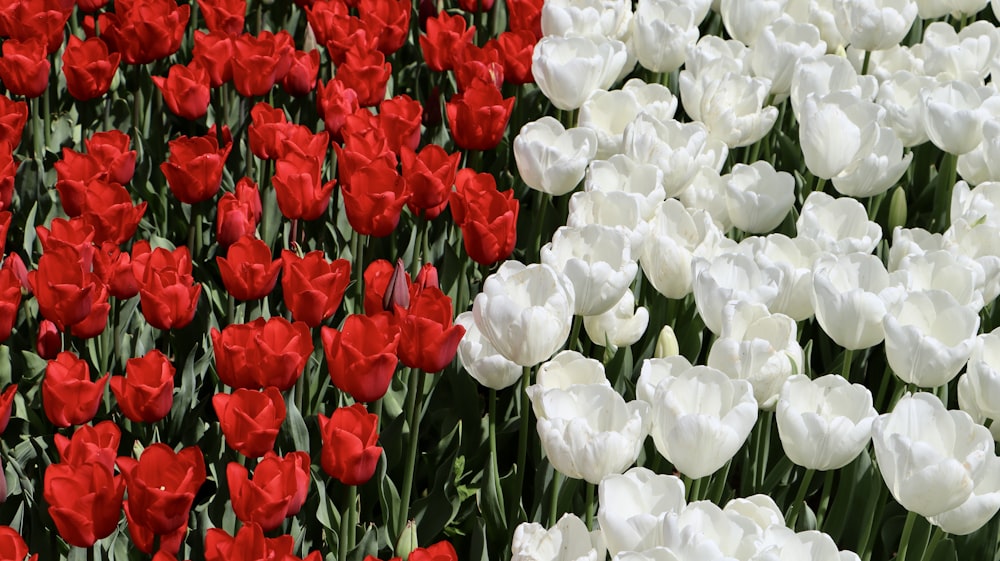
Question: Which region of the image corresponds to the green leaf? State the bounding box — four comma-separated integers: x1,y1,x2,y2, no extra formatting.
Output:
927,539,957,561
284,396,310,453
377,451,401,542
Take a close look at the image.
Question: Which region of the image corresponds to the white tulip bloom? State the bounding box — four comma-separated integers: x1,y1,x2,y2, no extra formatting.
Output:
958,120,1000,186
889,250,986,311
598,467,687,555
578,88,643,159
640,201,727,301
790,55,878,120
724,161,795,233
832,0,918,52
584,289,649,351
798,91,884,181
567,190,650,255
473,261,576,367
541,225,638,316
708,302,803,409
623,113,728,197
456,312,523,391
810,252,902,351
919,21,999,82
685,35,750,79
796,191,882,255
678,166,732,231
751,19,827,99
830,123,912,198
692,245,782,335
631,0,699,73
920,80,992,155
648,366,759,478
776,374,878,470
679,66,778,148
723,494,785,531
514,117,599,196
887,226,951,271
541,0,633,41
928,454,1000,535
872,393,995,517
958,329,1000,428
536,350,610,391
720,0,788,45
759,234,820,321
532,35,629,110
512,514,605,561
585,155,667,219
636,355,695,404
877,71,935,147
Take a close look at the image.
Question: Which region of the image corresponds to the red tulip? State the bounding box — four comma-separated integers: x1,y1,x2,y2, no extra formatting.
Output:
212,387,286,458
192,30,235,87
117,444,206,536
410,541,459,561
358,0,410,54
280,49,320,97
322,313,400,403
446,81,514,151
124,503,187,556
0,269,20,344
211,317,313,390
205,523,294,561
457,0,493,11
154,62,212,120
419,12,475,72
28,247,96,331
217,236,281,301
35,320,60,360
36,217,96,264
68,280,111,339
0,0,72,54
0,38,50,98
227,451,311,531
79,179,147,245
397,287,465,372
86,131,137,185
506,0,543,39
99,0,191,65
378,94,422,155
362,259,406,316
53,420,121,471
335,122,396,188
197,0,246,35
0,526,36,561
336,45,391,107
0,95,27,149
248,103,293,160
280,250,351,327
322,17,377,66
341,159,409,238
42,351,108,428
216,178,262,249
449,168,519,265
231,31,294,97
161,132,232,204
61,36,121,101
110,350,175,423
0,385,16,435
54,151,105,217
455,42,504,91
92,242,139,300
272,145,336,221
316,79,359,141
0,142,17,211
132,243,202,330
44,462,125,548
402,144,459,220
318,403,381,485
496,30,537,85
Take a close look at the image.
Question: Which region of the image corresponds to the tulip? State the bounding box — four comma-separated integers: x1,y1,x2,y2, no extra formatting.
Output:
337,45,391,107
110,350,175,423
61,36,120,101
29,247,96,331
153,62,212,121
541,225,637,316
397,287,466,373
958,330,1000,431
340,160,409,237
758,234,819,321
511,514,604,561
473,262,575,367
872,393,994,517
540,0,631,40
217,236,282,301
450,171,519,266
751,20,827,100
567,190,650,255
798,91,886,182
680,65,778,148
118,444,206,536
272,147,336,222
418,11,476,72
161,132,232,204
527,383,649,484
631,0,698,74
959,120,1000,186
622,114,728,198
445,81,515,151
496,30,537,86
877,71,935,148
198,0,246,35
0,385,14,436
790,55,878,122
639,199,727,299
455,312,522,390
583,289,649,352
723,161,795,234
43,352,108,428
280,250,351,327
192,30,235,87
44,462,125,548
679,166,733,232
54,421,121,471
920,21,997,81
514,117,598,196
598,467,687,555
927,453,1000,535
0,268,20,344
535,351,609,392
723,494,785,529
99,0,191,65
578,89,646,160
531,35,628,111
318,403,382,485
0,95,27,149
811,252,901,351
797,192,882,255
920,80,991,156
211,317,313,391
776,374,877,471
0,526,35,561
322,313,400,402
646,366,758,478
227,451,311,531
213,387,287,458
132,244,202,331
231,31,294,97
883,290,978,388
205,523,311,561
216,179,263,249
691,248,781,336
0,39,49,98
584,155,666,219
402,144,460,220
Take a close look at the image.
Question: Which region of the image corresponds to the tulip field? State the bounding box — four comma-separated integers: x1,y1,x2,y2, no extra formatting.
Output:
6,0,1000,559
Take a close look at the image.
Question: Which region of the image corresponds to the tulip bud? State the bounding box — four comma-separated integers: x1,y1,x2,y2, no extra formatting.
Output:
383,259,411,312
396,519,419,561
36,319,61,360
654,326,679,358
888,186,907,232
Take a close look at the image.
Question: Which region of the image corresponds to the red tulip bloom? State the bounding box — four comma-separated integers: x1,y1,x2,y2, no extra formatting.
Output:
280,250,351,327
227,451,311,531
211,317,313,390
53,420,121,471
0,95,27,149
3,253,28,293
86,130,137,185
212,387,286,458
318,403,381,485
216,178,262,249
154,62,212,121
132,243,202,330
496,30,536,85
205,523,294,561
36,319,60,360
402,144,459,220
248,103,293,160
272,146,336,221
161,132,232,204
79,178,147,245
0,38,50,98
192,30,235,87
0,142,17,211
378,94,422,155
341,159,409,238
316,80,359,142
335,124,396,188
197,0,246,35
42,352,108,428
117,444,206,536
124,508,187,557
61,36,121,101
99,0,191,65
410,541,459,561
217,236,281,301
54,151,105,217
506,0,543,39
92,242,139,300
419,12,475,72
455,42,504,91
397,287,465,372
449,168,519,265
0,385,16,435
446,81,514,151
457,0,493,11
280,49,320,97
0,269,20,344
36,217,96,265
336,45,391,108
69,280,111,339
44,462,125,548
0,526,36,561
362,258,408,316
231,31,294,97
322,313,400,403
0,0,72,54
358,0,410,54
110,350,175,423
323,17,378,66
29,247,96,331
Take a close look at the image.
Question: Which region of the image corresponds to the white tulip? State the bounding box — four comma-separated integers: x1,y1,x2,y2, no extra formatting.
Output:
708,302,803,409
625,78,680,124
723,494,785,531
532,35,629,110
810,252,901,351
512,514,605,561
724,161,795,233
622,114,728,197
567,190,650,255
631,0,699,73
636,355,695,404
872,393,995,517
927,454,1000,535
473,261,576,367
541,225,638,316
789,55,878,120
919,21,999,82
685,35,750,79
958,120,1000,186
675,501,764,559
541,0,633,41
456,312,523,391
692,246,782,335
889,250,986,311
876,71,935,147
585,155,666,219
958,329,1000,424
798,91,883,181
599,467,687,555
830,123,912,198
887,226,950,271
720,0,788,45
514,117,599,196
648,366,759,478
759,234,820,321
920,80,992,155
536,350,610,391
578,88,643,159
679,166,733,232
832,0,918,52
776,374,877,471
584,289,649,351
751,19,827,99
679,67,778,148
796,191,882,255
945,218,1000,302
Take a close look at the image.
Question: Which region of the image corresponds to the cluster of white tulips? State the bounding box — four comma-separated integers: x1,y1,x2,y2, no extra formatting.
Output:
458,0,1000,557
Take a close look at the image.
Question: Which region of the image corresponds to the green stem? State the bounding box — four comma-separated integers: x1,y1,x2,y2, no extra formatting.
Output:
585,482,596,530
397,368,426,533
858,478,886,561
352,230,366,311
935,152,958,232
787,468,816,529
842,348,854,382
708,460,732,505
756,412,773,490
547,470,563,527
567,315,582,353
488,388,505,520
816,469,835,528
687,476,704,502
510,366,532,518
861,50,872,76
412,218,427,276
896,510,919,561
813,175,827,194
